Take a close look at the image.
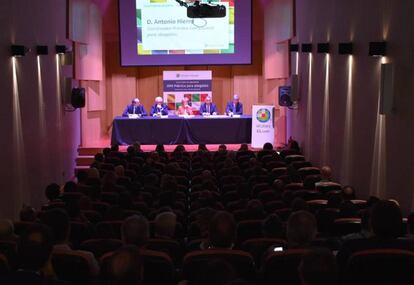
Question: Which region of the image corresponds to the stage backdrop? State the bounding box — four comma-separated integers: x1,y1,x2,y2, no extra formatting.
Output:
163,70,212,115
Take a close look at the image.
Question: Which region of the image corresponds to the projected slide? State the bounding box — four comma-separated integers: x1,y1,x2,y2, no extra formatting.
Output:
119,0,251,66
137,0,234,55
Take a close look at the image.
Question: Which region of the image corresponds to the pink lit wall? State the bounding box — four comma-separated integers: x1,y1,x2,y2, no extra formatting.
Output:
0,0,81,218
289,0,414,214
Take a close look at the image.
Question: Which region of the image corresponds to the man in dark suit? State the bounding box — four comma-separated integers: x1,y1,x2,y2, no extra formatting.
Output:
150,96,169,116
225,94,243,115
122,98,147,117
199,95,218,115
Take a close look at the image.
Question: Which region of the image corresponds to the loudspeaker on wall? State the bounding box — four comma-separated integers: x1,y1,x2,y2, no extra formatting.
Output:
279,86,293,107
379,63,394,115
71,88,86,108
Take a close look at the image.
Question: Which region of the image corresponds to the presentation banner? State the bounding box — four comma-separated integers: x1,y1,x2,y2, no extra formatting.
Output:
251,105,275,148
163,70,212,115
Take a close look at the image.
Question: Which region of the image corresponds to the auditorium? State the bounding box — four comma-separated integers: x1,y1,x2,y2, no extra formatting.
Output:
0,0,414,284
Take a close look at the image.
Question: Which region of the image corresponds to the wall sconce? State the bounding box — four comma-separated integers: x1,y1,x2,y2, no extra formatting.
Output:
55,45,67,54
11,45,30,57
338,42,353,55
317,43,330,54
369,41,387,57
289,44,299,52
36,45,49,55
301,43,313,53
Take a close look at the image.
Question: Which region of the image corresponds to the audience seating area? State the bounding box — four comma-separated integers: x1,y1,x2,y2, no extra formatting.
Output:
0,142,412,285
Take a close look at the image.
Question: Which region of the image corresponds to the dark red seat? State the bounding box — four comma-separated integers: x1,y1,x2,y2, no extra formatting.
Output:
52,251,95,285
183,249,255,284
242,238,286,268
80,238,123,259
345,249,414,285
236,220,264,245
261,248,307,285
145,238,183,266
101,249,176,285
333,218,361,236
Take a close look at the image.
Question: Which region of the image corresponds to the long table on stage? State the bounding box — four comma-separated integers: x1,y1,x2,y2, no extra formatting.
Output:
111,115,252,145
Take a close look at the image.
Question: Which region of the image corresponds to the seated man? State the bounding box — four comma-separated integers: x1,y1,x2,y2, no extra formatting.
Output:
150,96,169,116
199,95,218,115
176,97,193,115
225,94,243,115
122,98,147,117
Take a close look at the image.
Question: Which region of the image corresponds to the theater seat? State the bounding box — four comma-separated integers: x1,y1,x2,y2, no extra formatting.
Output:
242,238,286,268
183,249,255,284
80,238,123,259
145,238,183,266
345,249,414,285
52,251,94,285
333,218,361,236
261,248,307,285
236,220,264,245
101,249,176,285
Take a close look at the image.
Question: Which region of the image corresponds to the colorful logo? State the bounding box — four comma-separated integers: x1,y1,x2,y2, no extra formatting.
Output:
256,108,271,123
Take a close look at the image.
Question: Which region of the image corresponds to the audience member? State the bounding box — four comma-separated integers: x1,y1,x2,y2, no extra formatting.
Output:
19,204,37,222
262,214,284,239
286,210,317,248
44,183,61,203
106,245,143,285
40,209,99,275
154,211,177,239
3,223,66,284
121,215,149,248
0,219,18,241
205,211,236,249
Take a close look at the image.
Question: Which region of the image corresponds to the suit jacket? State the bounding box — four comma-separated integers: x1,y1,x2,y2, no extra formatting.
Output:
122,104,147,116
200,103,218,114
225,102,243,115
150,103,169,116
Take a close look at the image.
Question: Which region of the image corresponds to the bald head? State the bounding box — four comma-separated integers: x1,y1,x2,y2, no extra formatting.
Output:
320,166,332,180
154,212,177,239
155,96,163,103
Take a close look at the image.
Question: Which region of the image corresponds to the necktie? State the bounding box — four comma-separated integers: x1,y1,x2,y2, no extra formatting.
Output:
133,106,136,114
207,104,210,113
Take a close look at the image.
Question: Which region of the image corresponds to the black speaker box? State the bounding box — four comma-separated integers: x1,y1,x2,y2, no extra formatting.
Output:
71,88,85,108
279,86,293,107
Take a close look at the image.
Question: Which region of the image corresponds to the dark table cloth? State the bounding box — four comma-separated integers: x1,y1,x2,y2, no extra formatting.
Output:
111,115,252,145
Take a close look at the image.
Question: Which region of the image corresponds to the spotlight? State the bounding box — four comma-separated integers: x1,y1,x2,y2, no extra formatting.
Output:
317,43,330,54
289,44,299,52
36,46,49,55
338,42,353,55
369,41,387,57
301,43,313,53
55,45,67,54
11,45,29,57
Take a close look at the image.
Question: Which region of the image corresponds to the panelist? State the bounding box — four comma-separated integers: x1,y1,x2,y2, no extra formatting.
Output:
225,94,243,115
122,98,147,117
150,96,169,116
176,97,193,115
200,95,218,115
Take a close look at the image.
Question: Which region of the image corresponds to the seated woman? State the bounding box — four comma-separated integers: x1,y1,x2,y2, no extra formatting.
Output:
176,97,193,115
